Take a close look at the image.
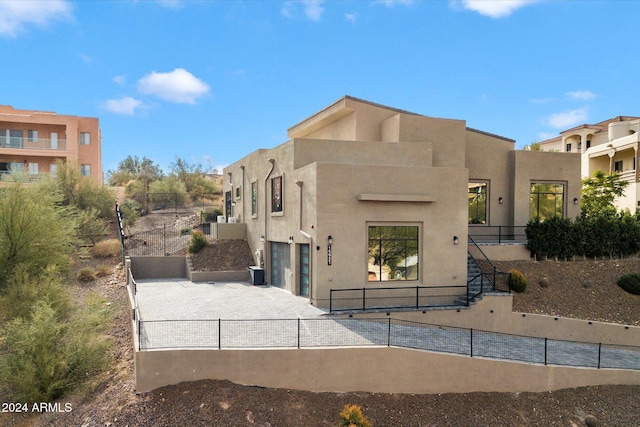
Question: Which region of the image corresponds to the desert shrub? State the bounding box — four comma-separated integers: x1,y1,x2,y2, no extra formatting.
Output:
77,267,95,282
188,230,208,254
119,199,141,228
181,226,192,236
508,269,528,293
0,300,110,402
92,239,121,258
0,265,72,323
338,404,371,427
95,265,111,277
617,273,640,295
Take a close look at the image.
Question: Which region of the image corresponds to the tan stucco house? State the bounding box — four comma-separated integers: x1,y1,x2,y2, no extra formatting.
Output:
0,105,103,184
224,96,580,309
539,116,640,213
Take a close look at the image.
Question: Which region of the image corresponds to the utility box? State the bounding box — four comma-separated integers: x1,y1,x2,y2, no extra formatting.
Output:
248,266,265,286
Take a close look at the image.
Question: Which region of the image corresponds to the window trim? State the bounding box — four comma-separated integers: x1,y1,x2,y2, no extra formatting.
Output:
80,132,90,145
468,180,489,225
271,175,283,215
530,181,565,221
251,181,258,218
80,164,91,177
367,222,421,283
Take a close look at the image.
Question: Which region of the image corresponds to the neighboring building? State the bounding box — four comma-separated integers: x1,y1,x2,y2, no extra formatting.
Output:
539,116,640,212
224,96,580,309
0,105,102,184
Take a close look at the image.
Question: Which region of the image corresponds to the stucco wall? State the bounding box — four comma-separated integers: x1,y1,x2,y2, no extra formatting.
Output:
135,346,640,394
128,256,187,279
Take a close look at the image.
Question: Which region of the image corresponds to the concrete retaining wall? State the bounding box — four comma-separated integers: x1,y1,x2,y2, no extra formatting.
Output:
135,346,640,394
188,270,249,282
128,256,187,279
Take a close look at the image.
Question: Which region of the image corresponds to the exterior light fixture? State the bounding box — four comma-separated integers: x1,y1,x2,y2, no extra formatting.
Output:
288,236,294,244
328,235,333,245
260,235,265,242
574,197,579,204
453,236,459,245
498,197,504,204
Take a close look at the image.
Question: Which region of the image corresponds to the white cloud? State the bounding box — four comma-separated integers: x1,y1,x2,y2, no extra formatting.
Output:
281,1,324,22
113,75,127,85
537,132,557,140
137,68,210,104
79,53,92,64
547,108,588,129
455,0,538,18
345,13,357,24
566,90,595,101
104,97,144,116
0,0,73,37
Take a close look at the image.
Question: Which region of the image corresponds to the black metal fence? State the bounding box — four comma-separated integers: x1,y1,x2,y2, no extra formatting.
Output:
146,192,220,215
468,225,527,243
329,285,469,313
135,316,640,371
125,223,203,256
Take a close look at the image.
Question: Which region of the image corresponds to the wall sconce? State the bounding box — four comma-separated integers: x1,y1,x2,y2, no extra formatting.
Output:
573,197,579,205
328,235,333,245
231,201,236,206
453,236,459,245
288,236,294,245
260,235,265,242
498,197,504,204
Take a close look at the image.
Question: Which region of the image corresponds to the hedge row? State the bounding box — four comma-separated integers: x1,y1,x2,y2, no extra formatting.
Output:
526,214,640,259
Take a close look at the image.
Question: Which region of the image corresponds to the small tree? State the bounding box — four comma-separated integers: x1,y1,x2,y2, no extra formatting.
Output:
581,170,629,218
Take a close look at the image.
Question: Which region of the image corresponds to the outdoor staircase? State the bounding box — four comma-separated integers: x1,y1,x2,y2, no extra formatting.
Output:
456,254,492,306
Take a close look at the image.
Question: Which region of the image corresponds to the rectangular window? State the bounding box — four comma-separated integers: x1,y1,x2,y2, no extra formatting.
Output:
468,182,488,224
80,164,91,177
565,143,572,152
530,182,564,221
50,163,58,179
80,132,90,145
614,160,623,172
368,225,419,282
235,186,241,198
251,181,258,217
586,140,591,149
28,163,38,175
9,130,22,148
271,176,283,213
27,130,38,142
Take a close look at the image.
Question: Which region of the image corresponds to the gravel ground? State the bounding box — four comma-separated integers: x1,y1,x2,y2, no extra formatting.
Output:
3,245,640,427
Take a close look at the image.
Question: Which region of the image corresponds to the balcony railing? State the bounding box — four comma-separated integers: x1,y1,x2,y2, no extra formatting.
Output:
0,136,67,151
618,169,636,184
0,171,50,182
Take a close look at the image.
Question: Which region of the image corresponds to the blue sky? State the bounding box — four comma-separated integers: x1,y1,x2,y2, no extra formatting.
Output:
2,0,639,176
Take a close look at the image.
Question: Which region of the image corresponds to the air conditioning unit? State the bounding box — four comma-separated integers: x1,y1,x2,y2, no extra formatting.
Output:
217,215,225,223
228,217,237,223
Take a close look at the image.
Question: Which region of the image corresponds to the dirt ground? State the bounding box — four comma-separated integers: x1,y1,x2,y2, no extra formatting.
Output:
3,235,640,427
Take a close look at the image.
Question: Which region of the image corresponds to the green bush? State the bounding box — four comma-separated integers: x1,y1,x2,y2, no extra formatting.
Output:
508,269,528,293
202,208,223,223
76,267,95,282
0,300,110,402
338,404,371,427
188,230,208,254
617,273,640,295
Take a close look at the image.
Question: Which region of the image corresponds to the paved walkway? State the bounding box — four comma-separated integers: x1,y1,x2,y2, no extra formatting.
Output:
134,279,640,371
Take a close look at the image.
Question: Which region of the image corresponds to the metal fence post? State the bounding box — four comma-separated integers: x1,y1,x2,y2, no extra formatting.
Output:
470,328,474,357
415,286,419,309
544,338,548,365
163,224,166,255
329,290,333,313
387,318,391,347
598,343,602,369
362,288,366,311
297,318,301,349
218,319,221,350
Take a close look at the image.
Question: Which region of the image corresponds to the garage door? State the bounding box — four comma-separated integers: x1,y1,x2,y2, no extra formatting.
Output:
270,242,291,291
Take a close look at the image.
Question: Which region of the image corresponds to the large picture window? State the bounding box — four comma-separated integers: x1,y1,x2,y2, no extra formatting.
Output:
530,182,564,221
468,182,487,224
271,176,282,213
368,225,419,282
